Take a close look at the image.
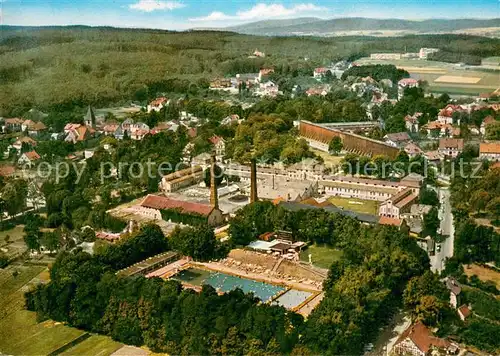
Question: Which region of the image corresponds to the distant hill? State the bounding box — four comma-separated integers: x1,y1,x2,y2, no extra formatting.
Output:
226,18,500,36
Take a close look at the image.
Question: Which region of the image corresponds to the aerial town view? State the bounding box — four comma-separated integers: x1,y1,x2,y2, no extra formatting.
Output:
0,0,499,355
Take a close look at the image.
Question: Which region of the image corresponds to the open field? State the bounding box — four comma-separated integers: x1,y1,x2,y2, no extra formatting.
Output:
464,264,500,289
354,57,500,95
434,75,481,84
300,244,343,269
0,264,123,356
0,225,26,259
328,196,379,215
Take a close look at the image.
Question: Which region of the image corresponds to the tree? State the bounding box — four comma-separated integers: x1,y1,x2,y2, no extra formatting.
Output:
169,224,225,261
419,187,439,206
384,114,406,133
328,137,343,156
423,207,440,237
470,190,490,213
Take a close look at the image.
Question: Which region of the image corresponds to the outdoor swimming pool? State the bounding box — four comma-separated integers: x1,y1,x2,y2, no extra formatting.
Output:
173,268,286,302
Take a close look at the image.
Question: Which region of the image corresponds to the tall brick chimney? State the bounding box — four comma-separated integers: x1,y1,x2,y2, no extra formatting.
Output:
250,158,258,203
210,152,219,209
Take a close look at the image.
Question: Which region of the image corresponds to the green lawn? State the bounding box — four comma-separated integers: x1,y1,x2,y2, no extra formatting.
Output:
61,335,123,356
0,265,122,356
300,244,343,269
328,196,379,215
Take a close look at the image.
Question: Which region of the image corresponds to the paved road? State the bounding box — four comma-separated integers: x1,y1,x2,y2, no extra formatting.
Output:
430,188,455,272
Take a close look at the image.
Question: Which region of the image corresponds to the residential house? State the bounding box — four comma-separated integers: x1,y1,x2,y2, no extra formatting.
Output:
446,278,462,309
438,104,465,125
479,141,500,161
378,187,418,219
457,304,471,321
209,135,226,161
306,85,330,97
393,321,457,356
11,136,37,151
64,124,96,144
480,115,496,135
22,120,47,136
236,73,259,86
258,68,274,82
221,114,242,126
404,142,423,158
424,150,443,164
4,118,24,132
257,81,279,97
18,150,41,167
438,138,464,158
423,121,453,138
129,122,150,140
209,78,232,90
191,152,212,169
384,132,412,148
313,67,329,79
102,123,120,136
397,78,419,99
405,112,422,133
147,97,169,113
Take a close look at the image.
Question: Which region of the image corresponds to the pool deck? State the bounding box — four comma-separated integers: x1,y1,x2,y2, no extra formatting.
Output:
191,261,322,293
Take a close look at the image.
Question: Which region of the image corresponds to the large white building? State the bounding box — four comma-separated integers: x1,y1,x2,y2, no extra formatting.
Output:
479,142,500,161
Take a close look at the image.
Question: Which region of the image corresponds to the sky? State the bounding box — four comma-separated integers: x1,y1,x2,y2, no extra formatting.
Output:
0,0,498,30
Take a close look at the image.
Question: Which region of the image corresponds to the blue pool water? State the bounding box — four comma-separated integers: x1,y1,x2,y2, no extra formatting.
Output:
173,268,285,302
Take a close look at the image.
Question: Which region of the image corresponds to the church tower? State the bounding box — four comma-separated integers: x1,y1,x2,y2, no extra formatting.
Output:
84,105,96,128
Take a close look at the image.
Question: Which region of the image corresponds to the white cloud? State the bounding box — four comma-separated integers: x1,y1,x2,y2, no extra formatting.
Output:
189,3,326,23
129,0,185,13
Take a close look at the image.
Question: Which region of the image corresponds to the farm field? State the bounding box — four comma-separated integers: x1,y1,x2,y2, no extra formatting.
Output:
0,264,123,356
464,264,500,289
0,225,26,259
61,335,123,356
328,196,379,215
300,244,343,269
354,57,500,95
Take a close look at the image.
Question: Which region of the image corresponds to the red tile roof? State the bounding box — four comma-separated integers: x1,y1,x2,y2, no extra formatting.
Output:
5,118,23,124
209,135,224,145
379,216,402,226
140,194,214,216
149,97,168,107
314,67,328,73
23,150,41,161
438,104,465,117
16,136,37,146
398,78,418,85
0,165,15,177
480,142,500,154
458,304,471,319
439,138,464,150
395,322,450,354
482,115,496,126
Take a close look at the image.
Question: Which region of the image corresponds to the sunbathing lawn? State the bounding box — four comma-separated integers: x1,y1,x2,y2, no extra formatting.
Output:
300,244,343,269
328,196,379,215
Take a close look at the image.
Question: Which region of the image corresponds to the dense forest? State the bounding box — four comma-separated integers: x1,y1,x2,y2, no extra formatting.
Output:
1,26,499,114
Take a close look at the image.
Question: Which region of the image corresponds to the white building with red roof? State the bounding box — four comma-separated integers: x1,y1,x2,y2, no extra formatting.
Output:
438,138,464,158
405,112,422,133
479,141,500,161
18,150,41,167
147,97,170,113
392,321,457,356
480,115,497,135
437,104,465,125
138,194,224,227
313,67,329,79
397,78,419,99
209,135,226,161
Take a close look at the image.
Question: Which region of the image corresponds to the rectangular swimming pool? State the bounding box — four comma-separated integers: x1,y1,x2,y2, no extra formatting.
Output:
172,267,286,302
